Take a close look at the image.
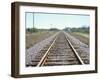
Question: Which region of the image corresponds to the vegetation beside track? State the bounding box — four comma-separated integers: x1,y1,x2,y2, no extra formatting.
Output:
73,32,89,38
26,27,60,49
63,26,89,45
63,26,89,33
69,32,89,46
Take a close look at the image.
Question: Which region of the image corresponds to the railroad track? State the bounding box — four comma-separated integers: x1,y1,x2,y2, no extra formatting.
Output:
29,31,87,67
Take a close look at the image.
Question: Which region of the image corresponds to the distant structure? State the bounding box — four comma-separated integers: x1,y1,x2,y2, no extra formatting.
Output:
67,28,71,32
64,27,71,32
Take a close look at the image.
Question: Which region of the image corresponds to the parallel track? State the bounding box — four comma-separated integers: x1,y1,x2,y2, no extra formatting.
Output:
30,32,86,67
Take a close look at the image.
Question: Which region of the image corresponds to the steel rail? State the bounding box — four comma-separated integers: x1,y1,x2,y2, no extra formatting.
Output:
37,36,58,67
64,34,84,65
37,32,84,67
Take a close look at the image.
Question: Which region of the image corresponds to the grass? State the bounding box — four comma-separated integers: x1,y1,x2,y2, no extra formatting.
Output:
26,31,57,49
73,32,89,38
69,32,89,45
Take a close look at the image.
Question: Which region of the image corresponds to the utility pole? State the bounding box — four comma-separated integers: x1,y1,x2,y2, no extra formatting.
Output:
33,12,34,28
50,24,53,28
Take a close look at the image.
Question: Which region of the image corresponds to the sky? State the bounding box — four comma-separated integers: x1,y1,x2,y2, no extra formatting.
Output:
26,12,90,30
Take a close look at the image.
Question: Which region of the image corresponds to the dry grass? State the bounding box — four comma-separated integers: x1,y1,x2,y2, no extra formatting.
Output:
26,31,57,49
74,32,89,38
69,32,89,45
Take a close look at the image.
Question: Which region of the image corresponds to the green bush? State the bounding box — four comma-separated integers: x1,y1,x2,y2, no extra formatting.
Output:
49,28,59,31
63,26,89,33
26,27,38,33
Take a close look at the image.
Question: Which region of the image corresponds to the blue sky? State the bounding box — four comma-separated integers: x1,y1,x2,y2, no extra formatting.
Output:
26,12,90,30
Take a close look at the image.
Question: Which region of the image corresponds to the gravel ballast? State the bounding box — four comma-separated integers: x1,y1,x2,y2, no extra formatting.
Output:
26,32,59,66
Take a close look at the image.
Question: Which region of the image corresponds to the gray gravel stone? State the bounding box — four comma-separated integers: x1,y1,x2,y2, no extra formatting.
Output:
26,32,59,65
64,32,89,64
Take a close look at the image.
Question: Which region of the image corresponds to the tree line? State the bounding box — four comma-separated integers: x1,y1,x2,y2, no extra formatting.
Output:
26,26,89,33
63,26,89,33
26,27,60,33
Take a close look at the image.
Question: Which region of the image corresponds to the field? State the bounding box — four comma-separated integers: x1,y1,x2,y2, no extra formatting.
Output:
26,31,57,49
69,32,89,46
74,32,89,38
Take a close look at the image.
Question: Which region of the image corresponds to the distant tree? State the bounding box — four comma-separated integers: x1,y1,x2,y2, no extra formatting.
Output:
26,27,38,33
63,27,71,32
49,28,59,31
63,26,89,33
